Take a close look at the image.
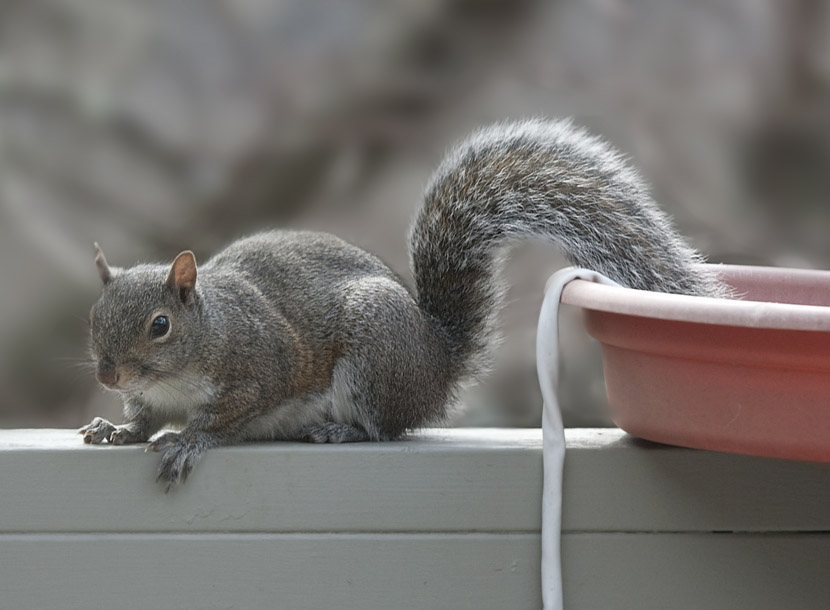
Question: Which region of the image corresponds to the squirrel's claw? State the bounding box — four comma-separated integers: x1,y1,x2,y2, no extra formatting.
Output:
79,417,117,445
153,433,205,492
146,431,180,453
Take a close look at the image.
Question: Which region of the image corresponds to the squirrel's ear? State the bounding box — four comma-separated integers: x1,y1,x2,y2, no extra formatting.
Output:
94,242,115,285
166,250,198,305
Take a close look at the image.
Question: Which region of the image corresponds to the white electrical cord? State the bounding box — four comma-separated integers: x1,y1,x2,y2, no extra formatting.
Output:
536,268,621,610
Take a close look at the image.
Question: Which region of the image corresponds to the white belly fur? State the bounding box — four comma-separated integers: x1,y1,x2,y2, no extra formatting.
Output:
139,373,219,425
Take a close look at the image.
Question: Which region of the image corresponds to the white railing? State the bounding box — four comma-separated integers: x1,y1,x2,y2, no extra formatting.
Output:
1,427,828,610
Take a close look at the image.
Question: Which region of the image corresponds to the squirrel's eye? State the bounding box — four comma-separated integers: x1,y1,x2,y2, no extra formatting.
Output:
149,315,170,339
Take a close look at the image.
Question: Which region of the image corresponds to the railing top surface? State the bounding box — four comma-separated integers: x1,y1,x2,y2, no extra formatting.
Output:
1,427,827,534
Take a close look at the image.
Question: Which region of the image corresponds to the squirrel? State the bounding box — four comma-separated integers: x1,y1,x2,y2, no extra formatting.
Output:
80,118,728,490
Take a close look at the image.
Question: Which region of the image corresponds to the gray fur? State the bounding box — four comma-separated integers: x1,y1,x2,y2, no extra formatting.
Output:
82,119,728,490
410,118,728,379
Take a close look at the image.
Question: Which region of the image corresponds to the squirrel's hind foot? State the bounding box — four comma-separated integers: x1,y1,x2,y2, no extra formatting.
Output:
301,422,370,443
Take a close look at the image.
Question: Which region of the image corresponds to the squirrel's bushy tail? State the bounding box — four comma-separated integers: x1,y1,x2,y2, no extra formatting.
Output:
409,118,728,380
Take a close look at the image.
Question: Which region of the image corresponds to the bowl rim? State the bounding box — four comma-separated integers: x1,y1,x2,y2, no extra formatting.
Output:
559,263,830,331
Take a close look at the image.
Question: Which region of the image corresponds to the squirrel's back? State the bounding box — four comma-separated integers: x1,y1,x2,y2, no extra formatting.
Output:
200,229,420,371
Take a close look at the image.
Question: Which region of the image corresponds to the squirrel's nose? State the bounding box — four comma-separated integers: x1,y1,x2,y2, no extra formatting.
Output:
96,360,120,388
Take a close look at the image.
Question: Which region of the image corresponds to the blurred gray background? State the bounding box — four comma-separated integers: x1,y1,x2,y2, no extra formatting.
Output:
1,0,829,430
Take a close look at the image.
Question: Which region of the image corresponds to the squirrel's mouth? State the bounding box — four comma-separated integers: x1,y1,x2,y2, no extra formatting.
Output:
100,378,138,393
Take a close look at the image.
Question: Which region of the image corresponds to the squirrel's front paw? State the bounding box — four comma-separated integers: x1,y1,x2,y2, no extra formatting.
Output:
79,417,117,444
148,432,206,492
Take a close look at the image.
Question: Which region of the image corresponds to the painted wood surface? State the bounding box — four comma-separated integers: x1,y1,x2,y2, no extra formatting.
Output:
561,533,830,610
1,428,828,533
1,428,829,610
2,533,828,610
0,534,541,610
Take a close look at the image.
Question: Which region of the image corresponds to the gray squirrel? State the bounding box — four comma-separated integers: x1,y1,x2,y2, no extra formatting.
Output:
80,118,728,490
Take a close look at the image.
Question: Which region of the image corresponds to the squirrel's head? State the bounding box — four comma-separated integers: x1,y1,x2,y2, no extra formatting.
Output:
89,244,202,394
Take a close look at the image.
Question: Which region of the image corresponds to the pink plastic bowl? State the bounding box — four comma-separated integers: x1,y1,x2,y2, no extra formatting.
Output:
561,264,830,462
